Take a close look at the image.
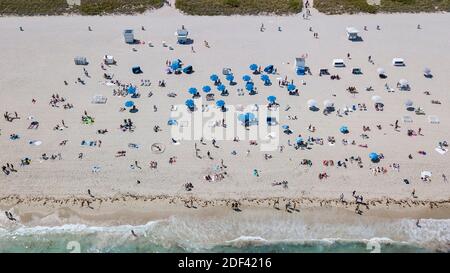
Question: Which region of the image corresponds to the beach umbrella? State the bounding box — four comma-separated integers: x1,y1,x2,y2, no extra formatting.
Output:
261,74,270,82
239,112,255,122
296,137,304,144
287,84,296,91
245,82,254,92
369,152,379,161
404,99,414,107
398,79,408,86
249,64,258,71
424,67,431,75
242,75,251,82
188,87,198,95
421,171,432,178
371,95,382,103
124,101,134,107
323,100,334,108
217,84,226,92
185,99,195,108
127,86,136,94
340,125,349,134
210,74,219,82
307,99,318,108
226,74,234,82
267,96,277,103
377,68,385,75
216,100,225,107
202,85,211,93
281,125,289,130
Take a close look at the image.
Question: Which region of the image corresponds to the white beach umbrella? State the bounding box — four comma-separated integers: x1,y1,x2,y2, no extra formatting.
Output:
424,67,431,74
398,79,408,86
404,99,414,107
307,99,318,108
323,100,334,108
371,95,382,103
377,68,385,75
421,171,432,178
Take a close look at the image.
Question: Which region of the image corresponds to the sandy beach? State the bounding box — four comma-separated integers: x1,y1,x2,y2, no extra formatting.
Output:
0,4,450,251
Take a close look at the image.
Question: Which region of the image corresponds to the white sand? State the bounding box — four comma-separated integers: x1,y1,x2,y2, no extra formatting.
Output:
1,7,449,204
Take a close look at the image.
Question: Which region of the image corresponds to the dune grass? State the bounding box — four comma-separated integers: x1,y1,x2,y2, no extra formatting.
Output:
0,0,71,16
78,0,164,15
175,0,303,15
314,0,450,14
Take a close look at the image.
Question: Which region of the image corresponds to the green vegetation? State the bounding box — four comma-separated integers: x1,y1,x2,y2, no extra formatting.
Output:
175,0,303,15
0,0,71,16
379,0,450,12
314,0,450,14
78,0,164,15
314,0,377,14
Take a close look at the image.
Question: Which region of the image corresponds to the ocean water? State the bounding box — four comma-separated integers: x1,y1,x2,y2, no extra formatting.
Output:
0,213,449,253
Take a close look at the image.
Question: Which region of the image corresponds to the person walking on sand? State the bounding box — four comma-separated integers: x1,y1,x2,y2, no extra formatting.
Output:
443,174,448,183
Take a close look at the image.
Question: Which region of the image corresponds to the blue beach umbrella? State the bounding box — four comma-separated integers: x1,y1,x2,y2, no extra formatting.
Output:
210,74,219,82
171,60,181,70
202,85,211,93
369,152,379,161
188,87,198,95
287,84,296,91
340,125,349,134
217,84,226,92
185,99,195,108
127,86,136,94
226,74,234,82
239,112,255,122
267,95,277,103
245,84,254,92
216,100,225,107
296,137,304,144
249,64,258,71
261,74,270,82
125,101,134,107
242,75,251,82
281,125,289,130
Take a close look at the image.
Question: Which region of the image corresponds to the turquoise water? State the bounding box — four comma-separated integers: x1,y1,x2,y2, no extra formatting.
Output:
0,215,447,253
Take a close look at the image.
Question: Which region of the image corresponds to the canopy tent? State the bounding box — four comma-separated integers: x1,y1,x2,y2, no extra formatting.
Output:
103,55,115,65
421,171,432,179
346,27,359,40
74,56,88,65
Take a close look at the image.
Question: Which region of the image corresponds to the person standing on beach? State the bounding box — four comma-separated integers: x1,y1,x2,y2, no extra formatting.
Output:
443,174,448,183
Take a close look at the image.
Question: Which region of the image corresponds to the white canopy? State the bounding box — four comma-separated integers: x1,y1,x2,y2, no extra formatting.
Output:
404,99,413,107
421,171,432,178
398,79,409,87
323,100,334,108
377,68,386,75
371,95,383,103
346,27,359,34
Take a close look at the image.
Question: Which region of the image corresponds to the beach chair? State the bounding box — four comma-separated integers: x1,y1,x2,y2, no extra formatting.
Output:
428,115,440,124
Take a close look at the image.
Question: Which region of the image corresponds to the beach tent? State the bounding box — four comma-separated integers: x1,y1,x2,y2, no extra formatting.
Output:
346,27,360,41
340,125,349,134
176,28,189,44
74,56,88,65
103,55,115,65
264,65,274,74
202,85,212,93
369,152,379,162
132,66,142,74
392,58,405,66
424,68,432,78
123,29,134,44
295,57,306,75
183,65,193,74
